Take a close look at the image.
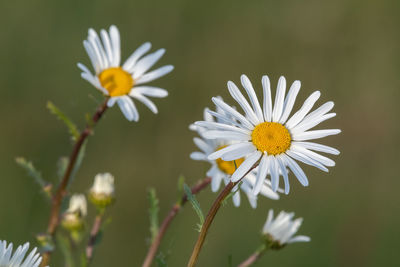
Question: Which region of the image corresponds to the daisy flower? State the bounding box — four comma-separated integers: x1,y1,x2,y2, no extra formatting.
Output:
196,74,340,194
78,25,174,121
0,240,45,267
262,209,310,248
190,105,280,208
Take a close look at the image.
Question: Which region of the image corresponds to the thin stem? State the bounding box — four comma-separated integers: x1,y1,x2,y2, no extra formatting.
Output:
142,177,211,267
187,166,257,267
86,213,104,263
41,99,109,267
237,244,268,267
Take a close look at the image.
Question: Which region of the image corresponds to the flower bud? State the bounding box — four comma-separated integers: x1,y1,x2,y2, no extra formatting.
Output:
61,194,87,231
89,173,115,208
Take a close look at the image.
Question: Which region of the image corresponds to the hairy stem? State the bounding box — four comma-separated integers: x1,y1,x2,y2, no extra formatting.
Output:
187,166,257,267
86,213,104,263
142,177,211,267
41,99,109,266
237,244,268,267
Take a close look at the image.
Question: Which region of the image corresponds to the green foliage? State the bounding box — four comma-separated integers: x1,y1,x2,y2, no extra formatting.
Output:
69,141,87,187
56,233,75,267
57,156,69,180
183,183,204,232
15,157,51,196
47,101,80,141
156,252,167,267
176,175,185,203
148,188,160,243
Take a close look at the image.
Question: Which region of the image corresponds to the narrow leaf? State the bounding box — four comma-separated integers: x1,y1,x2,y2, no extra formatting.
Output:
68,141,87,187
148,188,159,243
57,156,69,180
183,183,204,231
56,233,75,267
47,101,80,141
15,157,51,196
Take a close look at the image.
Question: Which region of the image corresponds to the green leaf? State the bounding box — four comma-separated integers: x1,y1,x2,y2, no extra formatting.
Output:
176,175,185,203
47,101,80,141
15,157,50,196
68,141,87,187
148,188,159,243
56,233,75,267
183,184,204,232
57,156,69,180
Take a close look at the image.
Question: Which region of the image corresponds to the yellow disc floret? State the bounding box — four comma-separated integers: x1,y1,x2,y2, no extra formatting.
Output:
251,122,291,155
215,145,245,175
98,67,134,97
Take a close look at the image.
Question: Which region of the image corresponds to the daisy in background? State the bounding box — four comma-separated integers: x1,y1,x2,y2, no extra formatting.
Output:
262,209,310,249
78,25,173,121
196,75,340,194
190,103,280,208
0,240,45,267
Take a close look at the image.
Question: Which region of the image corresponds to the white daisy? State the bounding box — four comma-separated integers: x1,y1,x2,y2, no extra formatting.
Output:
89,173,115,207
0,240,45,267
196,74,340,194
262,209,310,248
190,106,280,208
78,25,174,121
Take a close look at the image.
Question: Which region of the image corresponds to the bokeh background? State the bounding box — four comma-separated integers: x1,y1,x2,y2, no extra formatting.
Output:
1,0,399,266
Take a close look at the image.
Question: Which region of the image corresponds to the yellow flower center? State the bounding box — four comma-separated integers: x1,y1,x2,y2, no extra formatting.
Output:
251,122,291,155
215,145,244,175
98,67,134,97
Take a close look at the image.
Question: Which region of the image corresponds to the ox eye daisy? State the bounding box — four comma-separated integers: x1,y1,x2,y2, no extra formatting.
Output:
190,105,280,208
78,25,174,121
196,74,341,194
0,240,45,267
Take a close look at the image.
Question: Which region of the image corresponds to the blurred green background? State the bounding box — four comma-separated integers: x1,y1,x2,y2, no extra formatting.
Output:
1,0,399,266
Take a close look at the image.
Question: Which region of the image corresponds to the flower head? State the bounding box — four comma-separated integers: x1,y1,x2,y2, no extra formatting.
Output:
62,194,87,231
78,25,173,121
0,240,45,267
89,173,115,207
190,104,280,208
196,75,340,194
262,209,310,249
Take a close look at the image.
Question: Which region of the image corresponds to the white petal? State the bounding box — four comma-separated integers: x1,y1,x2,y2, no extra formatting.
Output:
194,121,251,135
292,129,341,141
100,29,114,64
211,171,223,192
232,190,241,207
129,92,158,114
286,150,328,172
262,75,272,121
272,76,286,122
241,75,264,122
212,97,254,130
291,113,336,134
109,25,121,66
193,137,213,154
206,109,243,128
291,145,335,167
303,101,334,122
83,40,101,73
288,235,311,243
132,86,168,98
122,42,152,71
107,97,118,107
286,91,321,129
135,65,174,84
88,29,109,68
132,49,165,79
190,152,207,161
221,143,256,161
227,81,260,125
117,96,138,121
231,151,262,182
253,154,269,195
270,157,280,192
281,154,309,186
276,155,290,194
208,142,253,160
202,130,250,141
279,80,301,124
292,141,340,155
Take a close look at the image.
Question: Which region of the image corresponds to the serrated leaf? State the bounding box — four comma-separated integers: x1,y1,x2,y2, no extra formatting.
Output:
56,233,75,267
148,188,159,243
183,184,204,231
47,101,80,141
15,157,50,196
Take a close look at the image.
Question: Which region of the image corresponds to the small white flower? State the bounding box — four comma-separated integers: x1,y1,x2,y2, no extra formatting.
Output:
197,74,340,194
0,240,45,267
78,25,173,121
89,173,115,207
62,194,87,231
66,194,87,216
263,209,310,247
190,105,280,208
